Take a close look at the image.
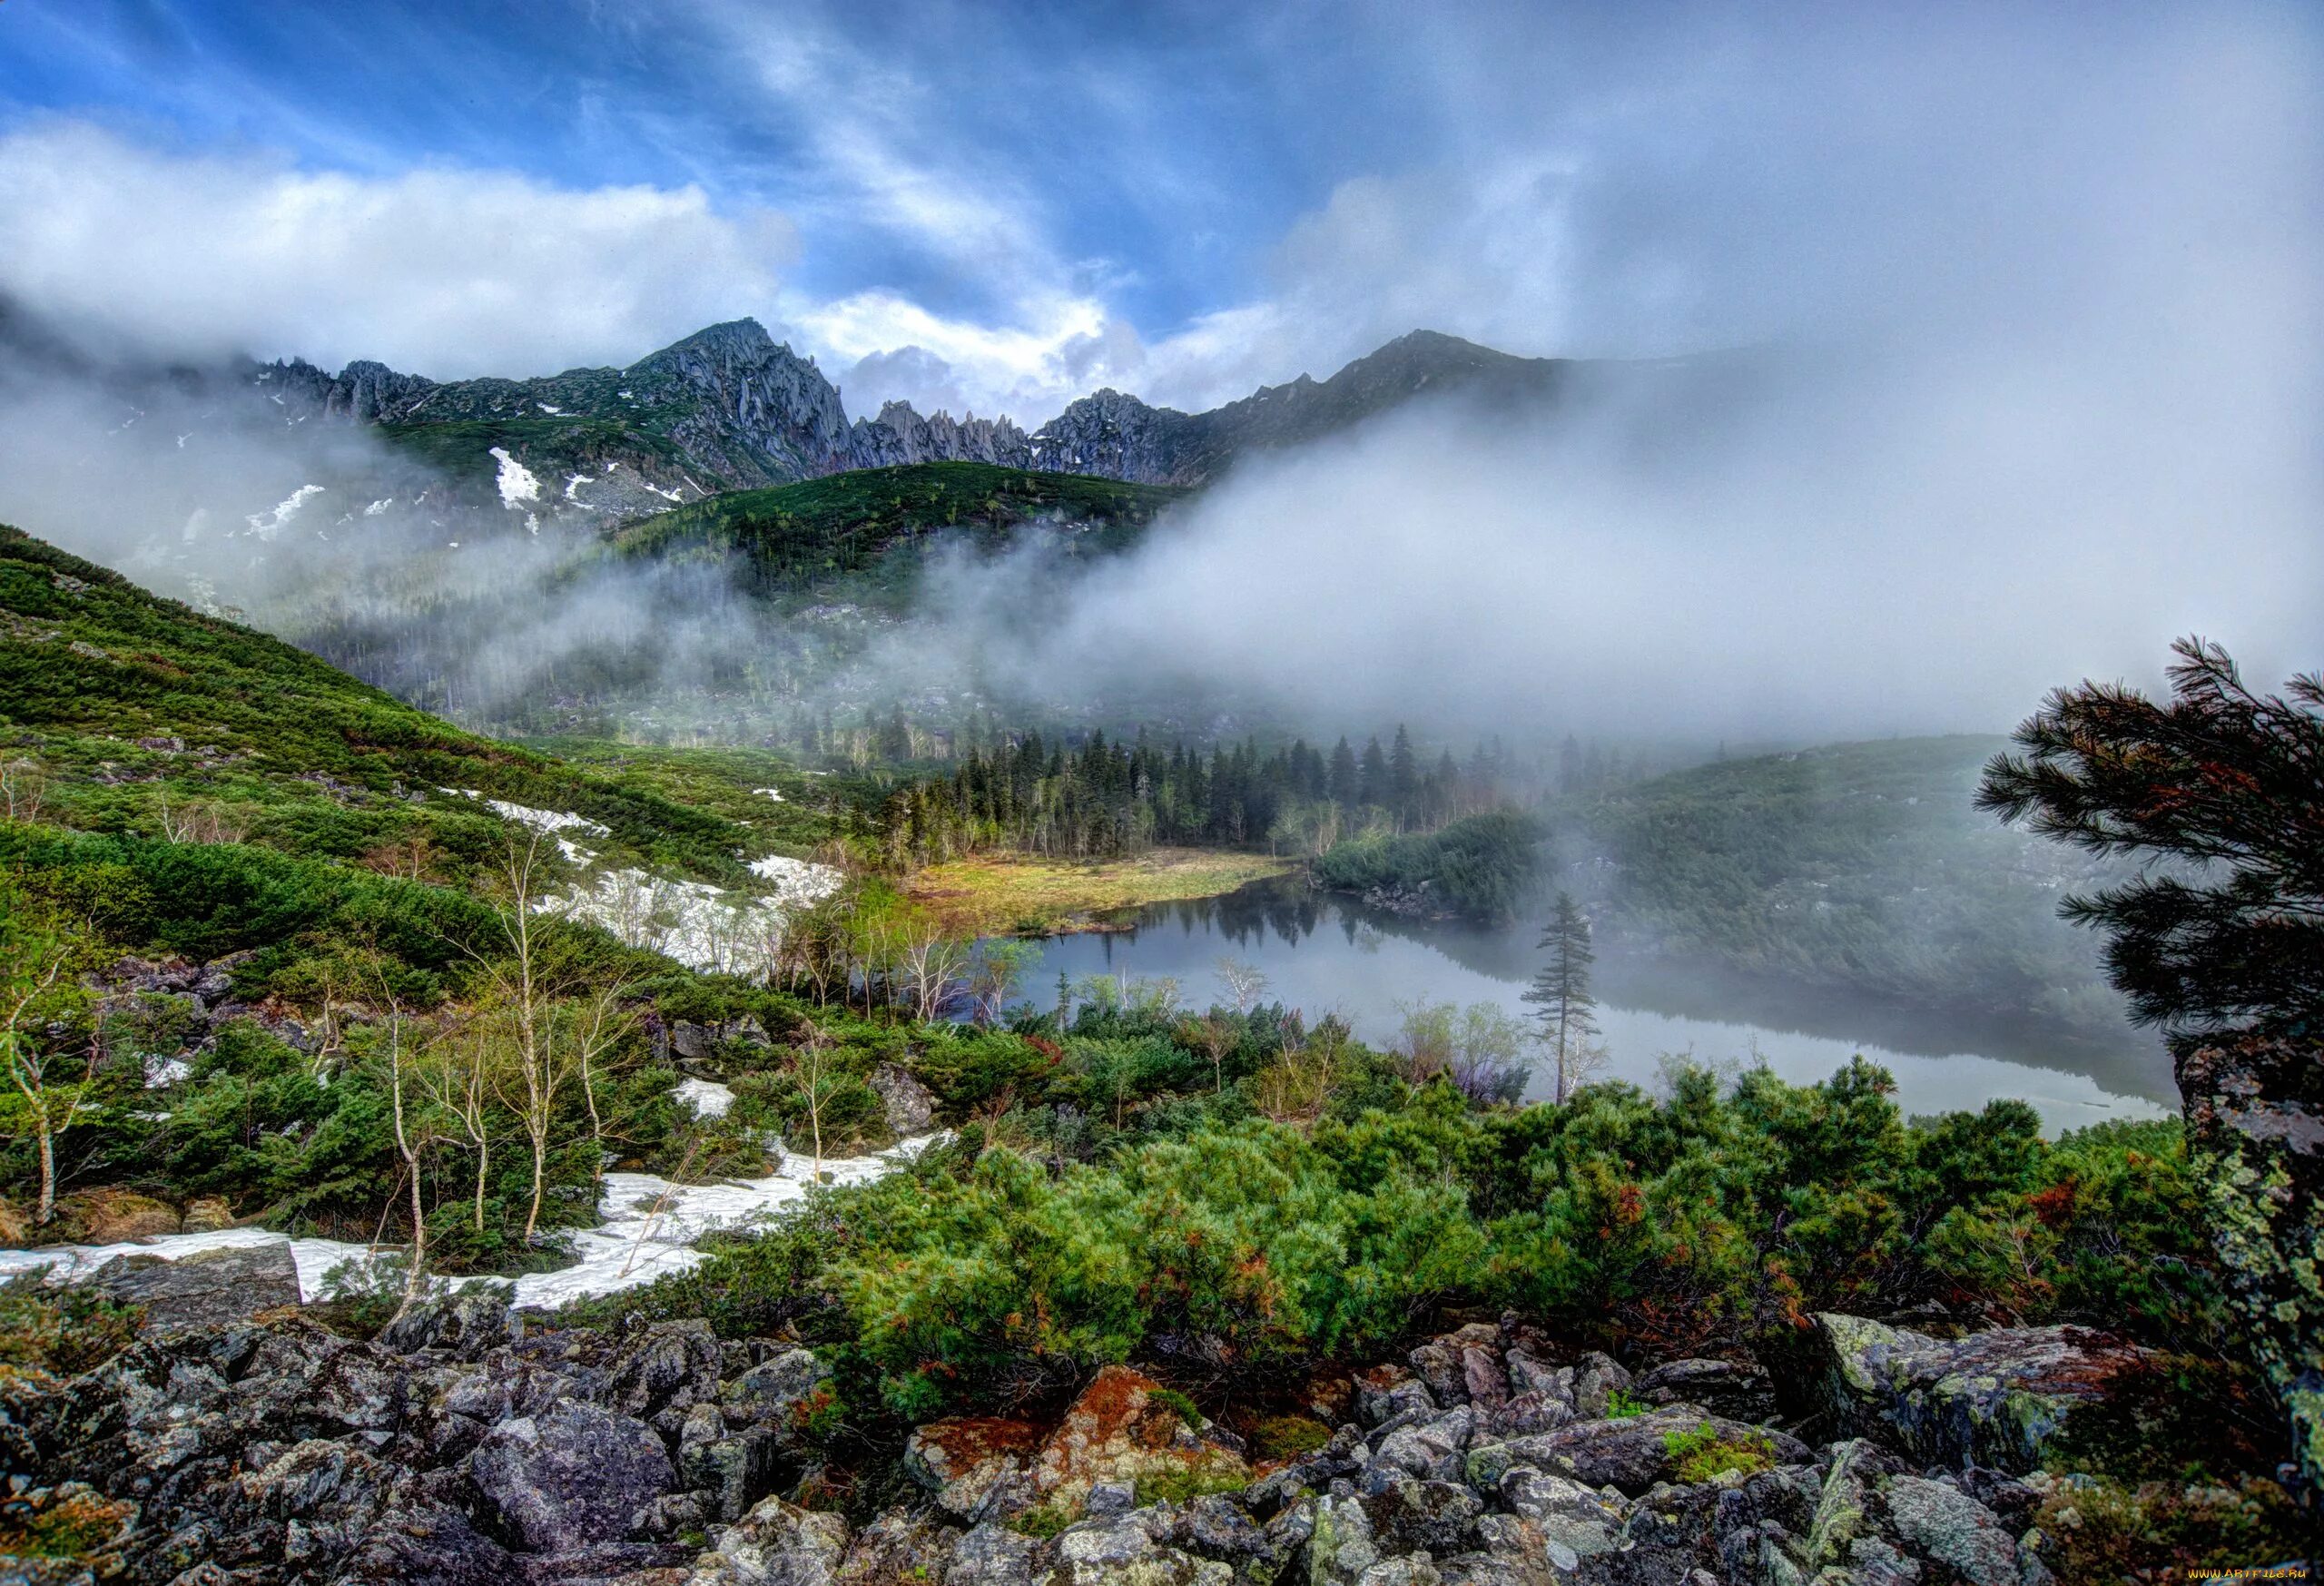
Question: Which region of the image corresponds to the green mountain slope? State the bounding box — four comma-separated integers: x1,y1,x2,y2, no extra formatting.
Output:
0,525,784,882
610,459,1187,602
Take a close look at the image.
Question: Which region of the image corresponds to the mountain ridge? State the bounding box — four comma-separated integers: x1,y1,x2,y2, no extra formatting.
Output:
234,319,1575,497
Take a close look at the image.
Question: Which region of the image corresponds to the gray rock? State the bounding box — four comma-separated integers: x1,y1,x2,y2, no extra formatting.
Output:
1374,1405,1475,1483
379,1287,516,1357
1469,1408,1807,1496
1882,1475,2022,1586
724,1347,834,1427
1499,1466,1628,1562
1355,1365,1437,1428
471,1398,675,1553
338,1500,516,1585
1811,1313,2162,1473
1478,1389,1574,1438
1309,1492,1382,1585
684,1496,849,1585
1365,1477,1482,1557
89,1241,301,1334
608,1318,723,1423
1633,1357,1778,1423
868,1063,938,1135
1571,1351,1633,1420
1086,1480,1137,1517
946,1520,1050,1585
1168,1492,1271,1561
1502,1352,1571,1403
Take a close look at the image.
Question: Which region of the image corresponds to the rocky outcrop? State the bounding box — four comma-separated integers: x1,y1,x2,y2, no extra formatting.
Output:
85,1242,301,1335
2177,1024,2324,1489
6,1304,2218,1585
907,1366,1246,1524
846,400,1035,471
868,1063,939,1137
1809,1313,2163,1473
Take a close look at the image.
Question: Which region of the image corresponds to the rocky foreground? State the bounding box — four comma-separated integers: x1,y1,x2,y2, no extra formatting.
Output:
7,1240,2282,1586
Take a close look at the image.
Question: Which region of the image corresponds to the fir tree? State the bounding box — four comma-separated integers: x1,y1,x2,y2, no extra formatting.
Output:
1522,892,1600,1102
1976,636,2324,1032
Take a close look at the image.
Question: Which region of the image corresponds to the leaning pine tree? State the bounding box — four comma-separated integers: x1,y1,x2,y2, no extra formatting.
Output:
1522,891,1600,1103
1976,635,2323,1488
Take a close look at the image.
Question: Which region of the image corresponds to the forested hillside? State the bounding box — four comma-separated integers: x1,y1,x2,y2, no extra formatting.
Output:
610,460,1186,603
1569,737,2130,1029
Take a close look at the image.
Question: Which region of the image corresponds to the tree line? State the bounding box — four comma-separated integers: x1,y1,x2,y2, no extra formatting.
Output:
863,725,1518,867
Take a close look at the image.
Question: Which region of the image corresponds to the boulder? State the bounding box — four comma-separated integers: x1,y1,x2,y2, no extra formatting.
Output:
379,1287,516,1357
89,1241,302,1334
66,1187,182,1242
470,1398,675,1552
1569,1351,1633,1420
1811,1313,2163,1473
1374,1405,1475,1484
1879,1473,2024,1586
903,1416,1046,1522
683,1495,848,1586
868,1063,938,1136
1355,1364,1437,1428
1499,1467,1630,1571
1027,1365,1248,1514
834,1510,960,1581
180,1196,235,1233
1468,1408,1808,1496
2176,1026,2324,1488
1632,1357,1777,1423
609,1318,724,1426
945,1520,1051,1584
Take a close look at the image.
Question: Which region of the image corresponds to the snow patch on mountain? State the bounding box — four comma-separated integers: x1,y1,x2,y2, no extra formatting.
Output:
489,446,543,507
245,484,325,539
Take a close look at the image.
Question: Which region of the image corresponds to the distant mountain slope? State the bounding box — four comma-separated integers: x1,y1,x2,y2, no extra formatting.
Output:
1030,330,1572,485
0,524,757,878
610,461,1187,598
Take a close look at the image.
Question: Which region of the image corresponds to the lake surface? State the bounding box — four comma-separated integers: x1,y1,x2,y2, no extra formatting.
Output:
1019,878,2174,1131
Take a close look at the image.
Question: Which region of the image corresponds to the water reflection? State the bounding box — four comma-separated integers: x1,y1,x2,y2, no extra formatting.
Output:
1020,876,2173,1132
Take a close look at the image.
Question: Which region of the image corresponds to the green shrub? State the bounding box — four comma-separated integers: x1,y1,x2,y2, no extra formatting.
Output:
1663,1420,1774,1482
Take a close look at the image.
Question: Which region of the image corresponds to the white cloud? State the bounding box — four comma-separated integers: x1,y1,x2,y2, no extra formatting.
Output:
0,121,796,377
801,290,1151,419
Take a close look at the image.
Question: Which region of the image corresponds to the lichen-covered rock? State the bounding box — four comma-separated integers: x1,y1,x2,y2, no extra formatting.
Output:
945,1519,1052,1585
1811,1313,2162,1473
88,1241,302,1334
1469,1409,1807,1496
1028,1366,1248,1514
868,1062,938,1136
378,1287,516,1357
1880,1474,2024,1586
833,1510,961,1582
1498,1467,1629,1566
904,1416,1046,1522
684,1495,849,1585
1632,1358,1778,1423
470,1398,675,1552
1356,1365,1437,1428
1570,1352,1633,1421
2177,1025,2324,1488
1373,1405,1475,1485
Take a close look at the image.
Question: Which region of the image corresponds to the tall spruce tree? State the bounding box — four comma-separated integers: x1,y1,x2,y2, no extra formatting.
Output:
1522,892,1599,1102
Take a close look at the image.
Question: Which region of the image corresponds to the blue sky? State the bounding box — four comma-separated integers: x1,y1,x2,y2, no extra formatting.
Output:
1,2,2319,424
